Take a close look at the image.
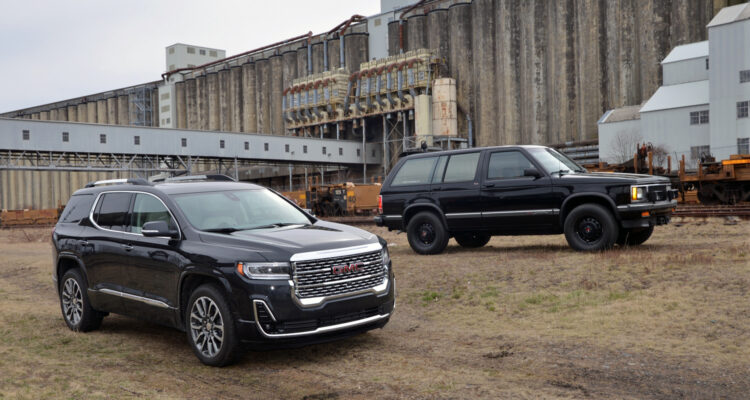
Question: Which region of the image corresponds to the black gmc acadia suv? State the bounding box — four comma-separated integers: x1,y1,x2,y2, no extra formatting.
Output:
53,175,394,366
375,146,678,254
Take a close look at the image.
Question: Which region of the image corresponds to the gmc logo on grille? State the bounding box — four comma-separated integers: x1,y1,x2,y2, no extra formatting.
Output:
331,262,364,275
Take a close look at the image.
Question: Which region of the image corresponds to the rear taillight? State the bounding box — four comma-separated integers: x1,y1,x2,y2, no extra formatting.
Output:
378,195,383,214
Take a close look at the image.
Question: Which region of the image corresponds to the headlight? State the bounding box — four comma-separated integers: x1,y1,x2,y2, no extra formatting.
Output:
381,246,390,267
630,186,646,202
236,262,291,280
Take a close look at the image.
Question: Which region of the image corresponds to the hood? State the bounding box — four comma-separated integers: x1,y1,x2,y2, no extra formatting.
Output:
558,171,669,185
198,220,379,262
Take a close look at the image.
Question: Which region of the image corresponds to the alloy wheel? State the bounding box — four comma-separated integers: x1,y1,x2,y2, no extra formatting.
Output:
189,296,225,358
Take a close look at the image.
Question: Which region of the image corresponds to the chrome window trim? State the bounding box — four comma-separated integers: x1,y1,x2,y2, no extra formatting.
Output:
88,190,182,240
94,288,174,309
252,299,390,339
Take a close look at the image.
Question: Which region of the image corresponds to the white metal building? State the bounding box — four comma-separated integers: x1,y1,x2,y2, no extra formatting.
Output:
158,44,226,129
598,3,750,166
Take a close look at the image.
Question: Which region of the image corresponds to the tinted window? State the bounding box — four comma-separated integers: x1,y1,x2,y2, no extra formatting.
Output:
487,151,536,179
431,156,448,183
392,157,437,186
442,152,480,183
95,193,133,231
59,194,94,224
130,194,176,234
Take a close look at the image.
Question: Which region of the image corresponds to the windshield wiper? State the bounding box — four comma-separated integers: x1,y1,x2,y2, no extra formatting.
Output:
202,227,245,233
250,222,307,230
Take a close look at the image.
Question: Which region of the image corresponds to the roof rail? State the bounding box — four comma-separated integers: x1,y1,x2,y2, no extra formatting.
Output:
162,174,237,183
84,178,153,188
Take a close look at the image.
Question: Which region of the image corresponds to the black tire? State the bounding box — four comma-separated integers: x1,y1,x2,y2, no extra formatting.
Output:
454,233,491,248
406,211,449,255
616,226,654,247
59,269,103,332
563,204,618,251
186,284,239,367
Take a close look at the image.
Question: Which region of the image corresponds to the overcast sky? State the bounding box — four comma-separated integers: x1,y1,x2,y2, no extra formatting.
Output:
0,0,380,113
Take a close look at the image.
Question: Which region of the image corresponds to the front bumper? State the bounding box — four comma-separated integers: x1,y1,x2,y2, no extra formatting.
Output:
617,199,677,229
233,267,395,348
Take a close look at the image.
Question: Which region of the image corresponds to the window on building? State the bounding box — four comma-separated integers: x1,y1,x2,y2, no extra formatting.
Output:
199,49,206,55
705,58,709,70
339,147,343,156
161,92,170,100
285,144,290,153
740,69,750,83
100,134,107,144
219,140,225,149
372,149,376,157
22,130,29,140
209,50,217,57
322,146,327,155
374,18,382,26
738,138,750,155
738,101,749,119
169,47,175,54
181,138,187,147
161,105,170,113
244,141,249,150
690,145,710,160
187,47,195,54
689,110,709,125
357,148,361,157
62,131,69,142
134,136,140,145
303,145,308,154
169,64,175,71
264,142,269,151
166,118,171,124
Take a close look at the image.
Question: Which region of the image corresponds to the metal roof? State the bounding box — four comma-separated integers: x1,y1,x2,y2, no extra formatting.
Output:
707,3,750,28
661,41,708,64
639,80,709,113
598,104,642,124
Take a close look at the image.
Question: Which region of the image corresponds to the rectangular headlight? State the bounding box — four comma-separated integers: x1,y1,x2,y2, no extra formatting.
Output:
630,186,646,202
236,262,291,280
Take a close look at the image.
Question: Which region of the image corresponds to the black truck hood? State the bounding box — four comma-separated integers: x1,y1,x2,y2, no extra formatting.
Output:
557,172,670,185
197,220,379,261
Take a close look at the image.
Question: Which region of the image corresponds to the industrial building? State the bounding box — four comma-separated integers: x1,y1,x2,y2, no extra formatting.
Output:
599,2,750,166
0,0,740,211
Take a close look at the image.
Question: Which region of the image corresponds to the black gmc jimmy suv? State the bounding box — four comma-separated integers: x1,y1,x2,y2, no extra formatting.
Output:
53,176,394,366
375,145,678,254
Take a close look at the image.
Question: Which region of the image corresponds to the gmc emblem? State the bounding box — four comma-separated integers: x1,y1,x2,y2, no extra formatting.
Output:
331,262,363,275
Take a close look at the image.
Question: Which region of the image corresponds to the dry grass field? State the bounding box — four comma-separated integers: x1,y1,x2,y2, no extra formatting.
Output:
0,218,748,399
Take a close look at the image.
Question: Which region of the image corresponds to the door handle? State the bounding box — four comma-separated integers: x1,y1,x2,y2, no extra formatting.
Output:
483,183,495,188
78,240,89,246
122,244,134,252
432,186,442,191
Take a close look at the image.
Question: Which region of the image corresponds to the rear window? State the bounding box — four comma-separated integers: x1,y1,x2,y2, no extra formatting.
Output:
59,194,94,224
391,157,437,186
94,193,133,231
442,152,480,183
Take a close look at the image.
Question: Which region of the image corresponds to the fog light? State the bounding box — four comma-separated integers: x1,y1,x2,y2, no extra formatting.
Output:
641,211,650,217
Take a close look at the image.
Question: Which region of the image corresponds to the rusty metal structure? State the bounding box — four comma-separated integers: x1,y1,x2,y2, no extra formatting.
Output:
679,154,750,204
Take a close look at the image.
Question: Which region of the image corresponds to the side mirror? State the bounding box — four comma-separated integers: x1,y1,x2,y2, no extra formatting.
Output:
141,220,179,238
523,168,542,178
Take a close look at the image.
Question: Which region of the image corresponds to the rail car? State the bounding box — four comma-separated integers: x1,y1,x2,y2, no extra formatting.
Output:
282,182,381,217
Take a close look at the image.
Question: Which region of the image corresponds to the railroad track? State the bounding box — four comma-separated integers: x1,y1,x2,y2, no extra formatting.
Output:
674,204,750,218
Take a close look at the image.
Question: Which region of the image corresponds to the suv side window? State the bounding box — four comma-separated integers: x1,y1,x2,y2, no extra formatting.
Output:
94,192,133,231
391,157,437,186
487,151,536,180
59,194,94,224
442,152,480,183
131,193,177,234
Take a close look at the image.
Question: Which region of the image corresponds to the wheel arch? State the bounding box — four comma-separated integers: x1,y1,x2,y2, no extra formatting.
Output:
402,203,447,229
560,193,619,225
177,270,233,329
56,255,87,293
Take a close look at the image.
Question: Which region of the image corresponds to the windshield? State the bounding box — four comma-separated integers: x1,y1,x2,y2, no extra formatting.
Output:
171,189,311,231
528,147,587,175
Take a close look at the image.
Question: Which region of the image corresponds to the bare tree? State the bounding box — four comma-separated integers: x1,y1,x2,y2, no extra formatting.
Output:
609,131,643,164
652,145,668,168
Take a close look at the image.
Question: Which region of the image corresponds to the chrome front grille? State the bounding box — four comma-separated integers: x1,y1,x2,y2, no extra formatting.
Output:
293,250,385,299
